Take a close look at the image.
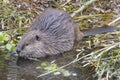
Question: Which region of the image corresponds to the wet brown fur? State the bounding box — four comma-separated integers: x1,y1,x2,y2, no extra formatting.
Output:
16,8,83,58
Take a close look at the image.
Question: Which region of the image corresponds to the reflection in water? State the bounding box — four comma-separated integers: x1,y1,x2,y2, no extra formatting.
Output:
0,51,95,80
6,56,18,80
0,68,7,80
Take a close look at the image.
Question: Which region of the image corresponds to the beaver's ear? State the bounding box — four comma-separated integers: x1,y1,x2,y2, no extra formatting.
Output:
35,35,41,41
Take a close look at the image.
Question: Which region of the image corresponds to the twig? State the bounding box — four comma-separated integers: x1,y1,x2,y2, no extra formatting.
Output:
71,0,97,17
108,17,120,26
61,0,71,7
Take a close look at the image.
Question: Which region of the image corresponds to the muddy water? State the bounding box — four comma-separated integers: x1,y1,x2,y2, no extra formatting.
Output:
0,51,95,80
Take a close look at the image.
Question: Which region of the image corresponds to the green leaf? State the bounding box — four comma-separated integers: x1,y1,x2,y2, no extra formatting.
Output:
6,43,12,51
0,32,10,42
0,32,4,41
62,70,71,77
59,69,71,77
41,62,47,67
4,34,10,41
50,63,57,70
44,63,57,71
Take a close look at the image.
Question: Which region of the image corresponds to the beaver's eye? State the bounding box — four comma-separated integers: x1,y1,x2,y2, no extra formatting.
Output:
25,43,29,46
35,35,41,41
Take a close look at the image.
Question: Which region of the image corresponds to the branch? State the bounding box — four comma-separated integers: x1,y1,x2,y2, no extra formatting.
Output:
108,17,120,26
71,0,97,17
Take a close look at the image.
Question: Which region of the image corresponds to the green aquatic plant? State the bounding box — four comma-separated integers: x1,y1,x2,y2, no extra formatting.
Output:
0,32,16,52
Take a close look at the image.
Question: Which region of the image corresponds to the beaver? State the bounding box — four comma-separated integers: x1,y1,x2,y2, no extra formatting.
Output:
15,8,118,58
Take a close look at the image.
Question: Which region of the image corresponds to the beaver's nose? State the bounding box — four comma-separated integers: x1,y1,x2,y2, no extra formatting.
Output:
16,48,21,54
